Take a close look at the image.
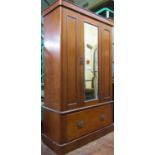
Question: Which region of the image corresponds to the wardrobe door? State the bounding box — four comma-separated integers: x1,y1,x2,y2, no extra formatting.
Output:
100,25,113,102
62,8,84,110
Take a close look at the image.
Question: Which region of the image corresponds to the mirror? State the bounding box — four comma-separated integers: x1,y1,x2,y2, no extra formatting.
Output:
84,23,98,101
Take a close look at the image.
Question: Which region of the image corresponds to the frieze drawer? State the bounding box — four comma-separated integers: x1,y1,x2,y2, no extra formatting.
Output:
65,103,113,141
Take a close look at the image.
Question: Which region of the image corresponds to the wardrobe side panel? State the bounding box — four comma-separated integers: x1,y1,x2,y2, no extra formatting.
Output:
44,8,62,110
43,110,62,143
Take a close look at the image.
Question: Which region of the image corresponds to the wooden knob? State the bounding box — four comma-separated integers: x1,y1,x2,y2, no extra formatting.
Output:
77,120,84,129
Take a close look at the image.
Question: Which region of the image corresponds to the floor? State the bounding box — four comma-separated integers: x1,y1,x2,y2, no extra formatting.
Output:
42,132,114,155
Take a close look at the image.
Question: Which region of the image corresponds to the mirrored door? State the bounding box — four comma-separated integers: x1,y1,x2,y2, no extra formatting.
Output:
84,23,99,101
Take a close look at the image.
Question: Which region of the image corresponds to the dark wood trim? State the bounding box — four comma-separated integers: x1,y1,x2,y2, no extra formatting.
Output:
42,124,114,155
42,0,114,26
43,101,114,114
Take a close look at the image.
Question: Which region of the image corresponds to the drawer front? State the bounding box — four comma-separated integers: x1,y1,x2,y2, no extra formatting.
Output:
66,103,113,141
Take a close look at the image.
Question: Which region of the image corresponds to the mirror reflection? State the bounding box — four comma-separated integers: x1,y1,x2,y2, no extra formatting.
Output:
84,23,98,101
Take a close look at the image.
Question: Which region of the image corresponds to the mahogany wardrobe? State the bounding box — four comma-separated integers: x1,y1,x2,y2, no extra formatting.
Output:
42,0,114,154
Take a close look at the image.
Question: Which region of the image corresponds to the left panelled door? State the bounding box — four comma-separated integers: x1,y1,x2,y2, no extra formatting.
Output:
62,8,84,110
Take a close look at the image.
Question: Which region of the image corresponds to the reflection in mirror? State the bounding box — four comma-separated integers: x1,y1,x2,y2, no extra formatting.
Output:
84,23,98,101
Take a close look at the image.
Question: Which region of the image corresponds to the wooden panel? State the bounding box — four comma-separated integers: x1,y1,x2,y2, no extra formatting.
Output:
65,103,113,141
103,30,111,97
66,16,77,104
43,110,62,143
42,124,113,155
62,8,84,109
100,26,112,101
44,8,62,110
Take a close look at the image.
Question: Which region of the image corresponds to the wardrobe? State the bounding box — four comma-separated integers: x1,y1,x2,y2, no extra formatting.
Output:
42,0,114,154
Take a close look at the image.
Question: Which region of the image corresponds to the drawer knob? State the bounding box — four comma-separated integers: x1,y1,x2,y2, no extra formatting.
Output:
100,114,105,121
76,120,85,129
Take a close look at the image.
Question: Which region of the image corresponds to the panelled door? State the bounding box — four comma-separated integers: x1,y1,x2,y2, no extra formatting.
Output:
81,16,100,103
62,8,113,110
100,24,112,102
80,15,113,104
62,8,84,110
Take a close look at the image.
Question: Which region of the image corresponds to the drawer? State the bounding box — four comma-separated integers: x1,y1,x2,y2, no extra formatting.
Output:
65,103,113,141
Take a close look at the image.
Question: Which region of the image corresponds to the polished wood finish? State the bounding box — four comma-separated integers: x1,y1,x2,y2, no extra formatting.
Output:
100,25,113,102
62,8,83,109
42,132,114,155
42,0,61,17
42,0,113,26
42,0,114,154
44,7,62,110
42,124,114,155
43,104,113,144
62,0,113,26
66,104,113,141
43,101,113,114
43,110,62,143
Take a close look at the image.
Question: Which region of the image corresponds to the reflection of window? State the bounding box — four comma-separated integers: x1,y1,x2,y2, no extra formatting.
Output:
84,23,98,101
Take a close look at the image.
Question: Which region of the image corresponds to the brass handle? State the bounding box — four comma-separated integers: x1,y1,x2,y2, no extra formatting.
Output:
76,120,85,129
80,58,84,65
100,114,105,121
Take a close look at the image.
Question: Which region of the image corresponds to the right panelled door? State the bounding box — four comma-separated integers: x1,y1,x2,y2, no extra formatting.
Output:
100,24,112,102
